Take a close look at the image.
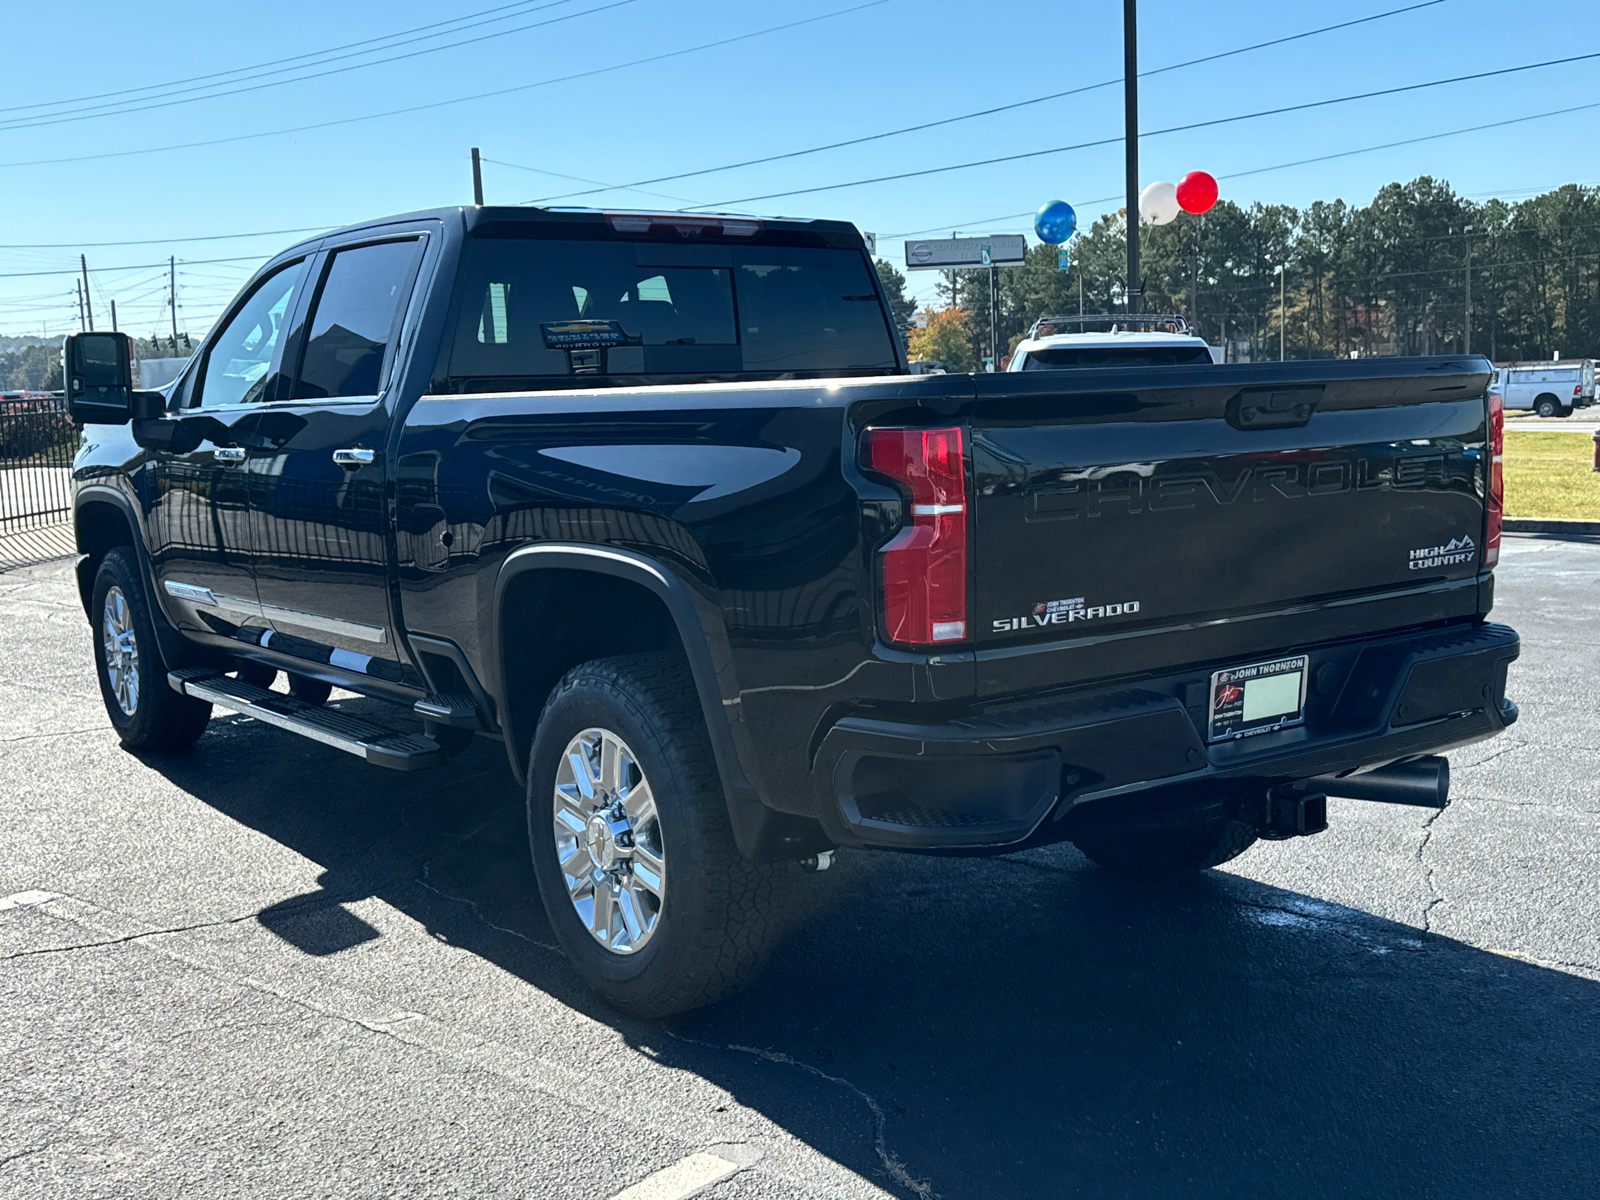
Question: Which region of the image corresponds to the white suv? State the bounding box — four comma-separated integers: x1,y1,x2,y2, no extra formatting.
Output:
1008,314,1219,371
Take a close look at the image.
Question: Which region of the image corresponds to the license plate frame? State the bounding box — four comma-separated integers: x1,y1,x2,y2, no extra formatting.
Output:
1206,654,1309,742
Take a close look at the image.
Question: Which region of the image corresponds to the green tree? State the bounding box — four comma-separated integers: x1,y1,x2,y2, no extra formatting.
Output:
873,258,918,328
0,344,63,390
906,307,977,372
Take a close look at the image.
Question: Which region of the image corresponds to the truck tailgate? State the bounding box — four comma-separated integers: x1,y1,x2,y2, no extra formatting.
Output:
969,359,1491,666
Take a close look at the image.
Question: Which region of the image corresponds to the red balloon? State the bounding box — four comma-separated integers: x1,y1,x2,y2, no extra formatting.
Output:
1176,170,1218,215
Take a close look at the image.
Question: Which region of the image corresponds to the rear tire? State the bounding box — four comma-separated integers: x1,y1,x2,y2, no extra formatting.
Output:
234,659,277,689
288,676,332,706
91,548,212,752
527,653,781,1017
1535,396,1558,418
1071,798,1258,880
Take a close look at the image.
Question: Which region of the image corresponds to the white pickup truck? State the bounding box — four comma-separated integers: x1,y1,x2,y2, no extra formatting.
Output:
1492,361,1595,418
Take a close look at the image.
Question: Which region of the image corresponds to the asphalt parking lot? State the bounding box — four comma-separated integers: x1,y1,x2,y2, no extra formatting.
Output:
3,536,1598,1200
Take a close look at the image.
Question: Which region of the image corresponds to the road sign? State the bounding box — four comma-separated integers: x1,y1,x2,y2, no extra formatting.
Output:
904,234,1026,270
1057,245,1071,270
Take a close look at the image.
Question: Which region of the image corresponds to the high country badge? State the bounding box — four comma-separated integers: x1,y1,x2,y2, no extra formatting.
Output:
1408,535,1476,570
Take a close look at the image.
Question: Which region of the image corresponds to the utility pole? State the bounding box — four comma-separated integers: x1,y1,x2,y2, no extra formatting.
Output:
1078,270,1083,317
110,299,118,332
471,147,484,206
1123,0,1140,315
1463,224,1474,355
80,255,94,330
1278,264,1286,361
1187,220,1199,333
169,257,179,344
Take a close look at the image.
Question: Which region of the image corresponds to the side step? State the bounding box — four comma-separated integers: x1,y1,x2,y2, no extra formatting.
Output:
169,668,447,771
413,691,479,728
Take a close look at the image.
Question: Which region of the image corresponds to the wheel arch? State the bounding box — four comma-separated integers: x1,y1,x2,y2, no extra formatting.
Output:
489,544,828,862
73,488,139,618
73,486,195,673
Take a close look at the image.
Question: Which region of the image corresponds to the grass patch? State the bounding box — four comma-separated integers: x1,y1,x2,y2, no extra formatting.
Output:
1504,430,1599,520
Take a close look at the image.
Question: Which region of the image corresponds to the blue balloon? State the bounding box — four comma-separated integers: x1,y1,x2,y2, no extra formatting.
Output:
1034,200,1077,245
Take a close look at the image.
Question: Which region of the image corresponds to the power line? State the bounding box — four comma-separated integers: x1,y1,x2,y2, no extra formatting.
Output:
482,158,699,206
881,101,1600,241
0,255,266,281
0,1,630,133
695,51,1600,210
0,0,573,118
523,0,1449,204
0,1,892,171
0,226,333,251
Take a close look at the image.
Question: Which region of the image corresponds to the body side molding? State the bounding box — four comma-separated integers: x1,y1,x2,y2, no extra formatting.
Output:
161,580,388,644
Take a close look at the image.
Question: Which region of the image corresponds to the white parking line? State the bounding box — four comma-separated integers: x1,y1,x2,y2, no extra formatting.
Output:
608,1151,745,1200
0,890,59,912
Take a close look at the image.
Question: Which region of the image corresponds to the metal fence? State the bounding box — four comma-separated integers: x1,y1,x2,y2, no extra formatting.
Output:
0,394,78,535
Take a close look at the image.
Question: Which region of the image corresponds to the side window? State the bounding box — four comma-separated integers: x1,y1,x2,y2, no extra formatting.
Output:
293,240,421,400
192,261,305,408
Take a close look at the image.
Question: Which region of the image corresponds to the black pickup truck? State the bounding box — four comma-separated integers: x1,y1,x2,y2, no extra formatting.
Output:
65,206,1518,1016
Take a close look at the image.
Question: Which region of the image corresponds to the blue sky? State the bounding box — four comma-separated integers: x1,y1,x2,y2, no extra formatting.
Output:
0,0,1594,338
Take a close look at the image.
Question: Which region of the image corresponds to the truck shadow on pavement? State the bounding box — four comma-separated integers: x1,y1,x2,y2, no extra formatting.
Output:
151,715,1600,1200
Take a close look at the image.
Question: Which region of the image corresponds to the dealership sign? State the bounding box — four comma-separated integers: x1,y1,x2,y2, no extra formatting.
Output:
904,234,1027,270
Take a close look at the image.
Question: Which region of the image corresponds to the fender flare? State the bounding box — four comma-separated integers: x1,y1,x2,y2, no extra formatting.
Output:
490,543,828,862
73,484,187,672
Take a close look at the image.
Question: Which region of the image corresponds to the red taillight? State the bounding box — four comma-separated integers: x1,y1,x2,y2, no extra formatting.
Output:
863,426,967,645
1576,385,1584,398
1486,389,1504,567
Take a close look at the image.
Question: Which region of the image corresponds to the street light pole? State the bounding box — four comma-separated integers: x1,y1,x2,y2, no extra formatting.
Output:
1123,0,1140,315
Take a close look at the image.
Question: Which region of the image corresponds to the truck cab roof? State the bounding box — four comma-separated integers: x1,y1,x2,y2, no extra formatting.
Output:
291,206,867,256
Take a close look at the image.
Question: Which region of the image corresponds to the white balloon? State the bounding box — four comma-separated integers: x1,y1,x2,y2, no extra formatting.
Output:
1139,180,1180,226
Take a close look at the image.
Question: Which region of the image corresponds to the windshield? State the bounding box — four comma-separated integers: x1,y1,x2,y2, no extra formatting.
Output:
443,238,898,390
1023,344,1215,369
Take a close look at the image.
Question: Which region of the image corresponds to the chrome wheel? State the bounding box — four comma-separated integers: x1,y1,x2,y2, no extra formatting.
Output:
553,727,665,954
101,585,140,716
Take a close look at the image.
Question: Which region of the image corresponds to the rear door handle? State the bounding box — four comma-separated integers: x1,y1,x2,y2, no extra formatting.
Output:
332,448,375,468
214,446,246,464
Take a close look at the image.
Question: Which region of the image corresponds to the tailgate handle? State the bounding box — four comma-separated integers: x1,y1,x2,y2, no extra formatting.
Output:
1228,386,1323,430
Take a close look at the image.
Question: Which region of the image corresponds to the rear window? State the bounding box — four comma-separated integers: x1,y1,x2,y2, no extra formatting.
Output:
1023,345,1214,369
443,238,897,389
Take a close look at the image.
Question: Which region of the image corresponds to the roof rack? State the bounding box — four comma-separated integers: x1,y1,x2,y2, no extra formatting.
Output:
1027,313,1191,338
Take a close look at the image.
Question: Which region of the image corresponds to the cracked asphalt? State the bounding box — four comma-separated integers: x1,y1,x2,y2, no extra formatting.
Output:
2,535,1598,1199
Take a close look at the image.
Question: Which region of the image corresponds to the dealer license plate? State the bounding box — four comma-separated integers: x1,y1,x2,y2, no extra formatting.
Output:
1207,655,1308,742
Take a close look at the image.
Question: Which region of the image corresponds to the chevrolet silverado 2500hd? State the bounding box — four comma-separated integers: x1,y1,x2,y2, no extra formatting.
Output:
65,206,1518,1016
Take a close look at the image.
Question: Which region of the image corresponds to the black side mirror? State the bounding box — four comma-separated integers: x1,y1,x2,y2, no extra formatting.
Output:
64,331,170,426
65,331,133,424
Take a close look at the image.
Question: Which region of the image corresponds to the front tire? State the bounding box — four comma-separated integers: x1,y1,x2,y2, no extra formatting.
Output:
91,547,212,752
527,653,780,1017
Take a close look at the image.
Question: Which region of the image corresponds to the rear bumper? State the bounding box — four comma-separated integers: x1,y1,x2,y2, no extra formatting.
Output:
810,621,1519,850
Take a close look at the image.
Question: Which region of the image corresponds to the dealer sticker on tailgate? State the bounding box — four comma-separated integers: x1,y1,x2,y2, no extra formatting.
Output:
1207,655,1308,742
